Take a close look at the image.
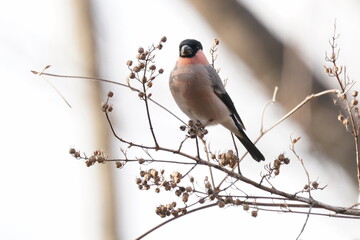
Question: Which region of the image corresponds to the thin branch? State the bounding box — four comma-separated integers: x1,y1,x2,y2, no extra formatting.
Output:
135,203,217,240
296,205,312,240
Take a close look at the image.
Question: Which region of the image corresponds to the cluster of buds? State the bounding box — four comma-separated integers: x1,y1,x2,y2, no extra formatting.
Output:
180,120,208,139
272,153,290,176
85,150,106,167
215,196,258,217
352,90,359,107
303,180,320,192
101,91,114,113
264,153,290,177
337,112,349,129
135,170,190,196
69,148,108,167
155,202,187,218
217,150,239,168
69,148,81,159
174,185,193,203
126,36,166,98
135,168,163,191
324,65,343,77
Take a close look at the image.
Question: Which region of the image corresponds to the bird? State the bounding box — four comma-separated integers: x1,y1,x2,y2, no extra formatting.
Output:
169,39,265,162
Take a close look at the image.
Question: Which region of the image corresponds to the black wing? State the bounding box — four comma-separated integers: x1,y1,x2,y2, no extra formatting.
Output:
206,66,245,130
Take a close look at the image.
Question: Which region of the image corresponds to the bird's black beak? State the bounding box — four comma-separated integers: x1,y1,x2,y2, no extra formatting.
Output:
180,45,193,57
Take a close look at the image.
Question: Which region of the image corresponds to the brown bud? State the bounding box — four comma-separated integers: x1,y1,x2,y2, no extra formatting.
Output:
129,72,135,79
217,200,225,208
158,68,164,74
273,159,281,169
107,91,114,98
161,36,167,43
133,66,140,73
115,162,123,168
138,62,145,69
138,47,144,54
352,99,358,106
352,91,358,97
337,114,344,122
243,203,249,211
325,67,332,74
126,60,133,66
69,148,76,154
135,178,141,184
175,189,181,197
251,210,258,217
311,181,319,189
149,65,156,71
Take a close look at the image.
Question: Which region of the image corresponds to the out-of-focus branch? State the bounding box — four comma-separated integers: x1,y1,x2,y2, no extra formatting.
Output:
186,0,356,186
72,0,118,239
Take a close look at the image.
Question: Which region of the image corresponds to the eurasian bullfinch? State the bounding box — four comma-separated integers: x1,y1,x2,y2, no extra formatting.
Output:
169,39,265,162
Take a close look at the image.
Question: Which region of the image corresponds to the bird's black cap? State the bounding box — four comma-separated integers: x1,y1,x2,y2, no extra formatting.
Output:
179,39,203,58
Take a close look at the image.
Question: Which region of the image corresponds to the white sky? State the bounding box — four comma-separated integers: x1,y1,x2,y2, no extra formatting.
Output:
0,0,359,239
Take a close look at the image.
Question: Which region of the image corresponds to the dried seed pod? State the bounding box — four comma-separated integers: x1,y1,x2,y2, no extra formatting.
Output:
139,170,146,177
251,210,258,217
161,36,167,43
69,148,76,154
135,178,141,184
243,203,249,211
175,189,181,197
352,91,358,97
325,67,332,74
138,47,144,54
352,99,358,106
217,200,225,208
337,114,345,122
138,62,145,69
311,181,319,189
133,66,140,73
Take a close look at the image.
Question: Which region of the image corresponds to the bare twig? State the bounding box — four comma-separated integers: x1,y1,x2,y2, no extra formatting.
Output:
296,205,313,240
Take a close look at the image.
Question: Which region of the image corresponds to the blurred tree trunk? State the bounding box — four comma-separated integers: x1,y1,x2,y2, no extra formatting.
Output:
72,0,118,239
187,0,357,186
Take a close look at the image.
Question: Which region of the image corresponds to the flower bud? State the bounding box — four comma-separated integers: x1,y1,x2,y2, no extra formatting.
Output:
161,36,167,43
138,47,144,54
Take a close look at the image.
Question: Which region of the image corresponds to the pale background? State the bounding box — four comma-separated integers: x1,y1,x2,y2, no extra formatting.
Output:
0,0,359,239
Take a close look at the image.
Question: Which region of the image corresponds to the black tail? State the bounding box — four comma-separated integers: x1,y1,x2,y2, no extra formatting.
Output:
236,129,265,162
